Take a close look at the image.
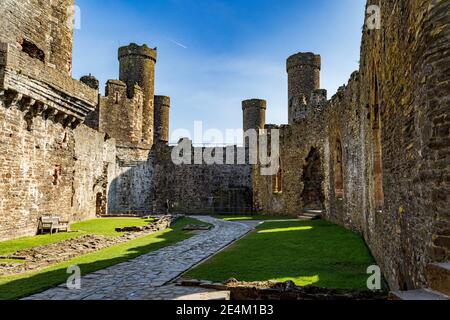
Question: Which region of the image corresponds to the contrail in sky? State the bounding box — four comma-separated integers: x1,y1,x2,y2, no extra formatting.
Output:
167,38,187,49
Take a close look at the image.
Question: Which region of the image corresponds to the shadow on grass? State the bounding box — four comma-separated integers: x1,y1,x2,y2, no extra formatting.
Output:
0,218,199,300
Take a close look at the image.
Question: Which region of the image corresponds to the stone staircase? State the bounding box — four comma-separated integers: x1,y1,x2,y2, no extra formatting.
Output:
297,209,322,221
390,262,450,300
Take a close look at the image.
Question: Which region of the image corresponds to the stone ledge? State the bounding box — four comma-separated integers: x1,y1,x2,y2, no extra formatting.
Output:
0,42,98,125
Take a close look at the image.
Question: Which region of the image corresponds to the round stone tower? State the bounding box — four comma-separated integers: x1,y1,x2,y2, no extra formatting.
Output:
287,52,321,124
154,95,170,144
118,43,157,147
80,74,99,90
242,98,266,135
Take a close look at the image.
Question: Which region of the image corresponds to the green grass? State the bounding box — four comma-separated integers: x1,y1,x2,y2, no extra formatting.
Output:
0,233,82,257
185,220,375,290
0,218,154,257
214,215,297,221
0,217,203,300
71,217,154,237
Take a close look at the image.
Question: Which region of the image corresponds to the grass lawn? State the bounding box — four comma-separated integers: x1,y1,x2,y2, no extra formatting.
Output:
0,218,154,257
0,217,204,300
214,215,297,221
185,220,376,290
71,217,154,237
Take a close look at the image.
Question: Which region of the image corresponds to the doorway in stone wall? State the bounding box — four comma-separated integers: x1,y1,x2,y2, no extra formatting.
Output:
96,192,105,216
301,148,325,210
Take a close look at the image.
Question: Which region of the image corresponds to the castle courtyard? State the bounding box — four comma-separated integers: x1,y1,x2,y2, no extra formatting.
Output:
0,0,448,302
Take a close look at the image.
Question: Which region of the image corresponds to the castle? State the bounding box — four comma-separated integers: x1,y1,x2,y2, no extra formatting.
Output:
0,0,448,293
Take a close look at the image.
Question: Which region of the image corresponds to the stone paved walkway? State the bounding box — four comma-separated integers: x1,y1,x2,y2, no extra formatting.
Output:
24,216,260,300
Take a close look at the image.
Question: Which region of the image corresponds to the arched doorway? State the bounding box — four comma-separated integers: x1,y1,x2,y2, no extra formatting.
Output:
301,148,325,210
95,192,105,216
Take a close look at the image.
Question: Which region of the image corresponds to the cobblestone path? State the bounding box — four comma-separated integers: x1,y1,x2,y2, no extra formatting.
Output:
24,216,259,300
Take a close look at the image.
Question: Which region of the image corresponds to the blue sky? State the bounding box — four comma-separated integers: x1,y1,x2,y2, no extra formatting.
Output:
73,0,366,143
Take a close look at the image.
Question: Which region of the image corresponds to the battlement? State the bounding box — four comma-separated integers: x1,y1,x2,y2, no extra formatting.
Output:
80,74,99,90
105,80,143,102
154,95,170,107
242,99,267,110
118,43,157,62
287,52,321,72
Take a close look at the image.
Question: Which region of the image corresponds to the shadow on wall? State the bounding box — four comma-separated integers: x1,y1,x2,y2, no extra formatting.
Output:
105,144,254,216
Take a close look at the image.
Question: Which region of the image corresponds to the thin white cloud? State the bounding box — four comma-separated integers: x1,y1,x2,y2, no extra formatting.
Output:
167,38,188,49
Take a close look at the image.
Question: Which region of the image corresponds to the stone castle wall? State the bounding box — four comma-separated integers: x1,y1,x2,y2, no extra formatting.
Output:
151,143,253,215
0,100,116,240
99,80,144,146
253,0,449,291
107,146,154,215
0,0,75,75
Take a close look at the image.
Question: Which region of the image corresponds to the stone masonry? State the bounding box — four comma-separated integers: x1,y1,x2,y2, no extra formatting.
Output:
253,0,449,292
0,0,448,296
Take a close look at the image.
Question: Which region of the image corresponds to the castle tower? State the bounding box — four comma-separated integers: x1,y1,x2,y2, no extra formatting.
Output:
118,43,157,147
242,99,266,133
242,99,266,146
287,52,321,124
80,74,99,90
154,95,170,144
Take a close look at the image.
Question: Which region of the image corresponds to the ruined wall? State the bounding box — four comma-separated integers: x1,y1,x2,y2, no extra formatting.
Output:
0,0,75,75
72,126,116,220
253,0,449,291
356,0,450,291
0,34,116,241
152,143,253,215
0,98,116,240
107,146,153,215
99,80,144,146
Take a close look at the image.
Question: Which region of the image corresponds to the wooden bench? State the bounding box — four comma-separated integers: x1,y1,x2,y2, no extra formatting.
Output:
38,216,69,235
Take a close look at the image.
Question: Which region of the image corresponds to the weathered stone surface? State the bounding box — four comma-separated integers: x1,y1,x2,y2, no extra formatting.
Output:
253,0,450,292
0,0,448,299
0,0,75,75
